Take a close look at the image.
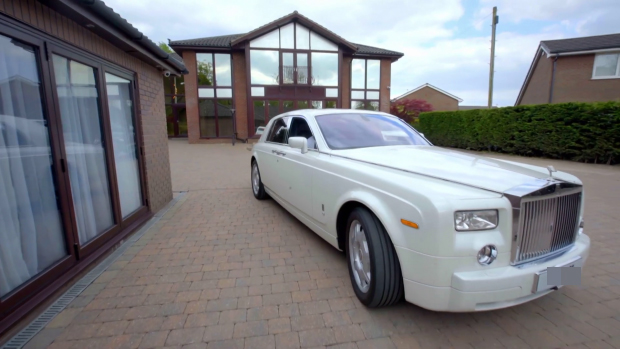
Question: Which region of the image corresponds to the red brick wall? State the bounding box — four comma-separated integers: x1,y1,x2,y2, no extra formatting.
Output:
233,52,248,139
519,51,552,105
0,0,172,212
397,86,459,111
183,51,200,143
342,56,352,108
553,54,620,103
379,59,391,113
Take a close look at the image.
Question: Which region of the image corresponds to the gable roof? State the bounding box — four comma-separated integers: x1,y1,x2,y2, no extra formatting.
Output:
541,33,620,55
230,11,357,51
392,83,463,102
169,12,403,59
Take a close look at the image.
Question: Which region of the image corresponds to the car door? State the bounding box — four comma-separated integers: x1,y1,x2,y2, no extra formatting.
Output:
257,116,290,196
278,116,320,217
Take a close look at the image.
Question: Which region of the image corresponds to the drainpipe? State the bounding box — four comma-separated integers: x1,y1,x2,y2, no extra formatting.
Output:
548,55,559,104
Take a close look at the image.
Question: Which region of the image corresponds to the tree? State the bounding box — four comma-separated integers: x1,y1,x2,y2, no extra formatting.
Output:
390,99,433,123
197,61,213,86
158,42,173,53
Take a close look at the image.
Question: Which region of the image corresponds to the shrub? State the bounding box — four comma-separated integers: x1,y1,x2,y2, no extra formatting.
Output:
390,99,433,123
416,102,620,164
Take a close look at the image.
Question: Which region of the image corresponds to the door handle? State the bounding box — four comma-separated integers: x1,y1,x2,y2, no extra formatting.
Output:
272,150,286,156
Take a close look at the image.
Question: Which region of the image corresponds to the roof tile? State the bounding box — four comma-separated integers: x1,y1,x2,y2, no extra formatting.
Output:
541,33,620,54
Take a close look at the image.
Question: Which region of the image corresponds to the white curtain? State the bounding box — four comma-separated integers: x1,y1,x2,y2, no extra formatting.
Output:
53,55,114,244
105,73,142,218
0,35,66,297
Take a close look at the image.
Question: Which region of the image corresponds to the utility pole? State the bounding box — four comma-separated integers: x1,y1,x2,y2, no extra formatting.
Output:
488,6,498,108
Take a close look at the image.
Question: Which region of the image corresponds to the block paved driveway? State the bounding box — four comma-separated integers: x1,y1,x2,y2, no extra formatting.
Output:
30,139,620,348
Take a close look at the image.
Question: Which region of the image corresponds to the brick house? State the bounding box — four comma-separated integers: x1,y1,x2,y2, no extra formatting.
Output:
516,33,620,105
168,11,404,143
0,0,185,333
391,83,463,111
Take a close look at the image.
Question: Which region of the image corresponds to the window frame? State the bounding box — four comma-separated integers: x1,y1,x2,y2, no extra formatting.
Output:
0,13,151,327
195,52,235,139
350,58,381,109
591,52,620,80
265,116,291,145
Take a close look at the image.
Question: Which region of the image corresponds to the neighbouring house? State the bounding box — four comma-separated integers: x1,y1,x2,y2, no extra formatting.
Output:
516,33,620,105
391,83,463,111
169,11,404,143
0,0,186,334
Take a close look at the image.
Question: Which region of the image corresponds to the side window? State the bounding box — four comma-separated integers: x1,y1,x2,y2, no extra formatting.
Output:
288,117,317,150
267,117,289,144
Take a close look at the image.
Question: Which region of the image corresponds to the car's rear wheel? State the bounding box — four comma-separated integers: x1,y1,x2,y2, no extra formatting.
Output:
251,161,267,200
346,207,403,307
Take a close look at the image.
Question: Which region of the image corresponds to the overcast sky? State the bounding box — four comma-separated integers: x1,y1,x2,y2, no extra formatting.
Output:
106,0,619,107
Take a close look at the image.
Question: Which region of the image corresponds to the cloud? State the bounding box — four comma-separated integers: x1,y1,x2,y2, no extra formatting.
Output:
104,0,620,107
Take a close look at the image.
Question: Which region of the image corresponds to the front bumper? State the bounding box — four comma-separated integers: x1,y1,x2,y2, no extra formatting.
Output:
399,233,590,312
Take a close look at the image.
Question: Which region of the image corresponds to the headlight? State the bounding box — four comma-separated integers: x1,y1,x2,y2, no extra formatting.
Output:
455,210,498,231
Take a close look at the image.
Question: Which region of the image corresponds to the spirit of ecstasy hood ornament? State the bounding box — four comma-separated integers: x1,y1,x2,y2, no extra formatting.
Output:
547,165,557,179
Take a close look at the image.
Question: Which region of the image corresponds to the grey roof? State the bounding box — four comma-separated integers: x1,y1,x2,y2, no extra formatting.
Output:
170,34,245,48
541,33,620,54
170,32,403,57
353,43,403,57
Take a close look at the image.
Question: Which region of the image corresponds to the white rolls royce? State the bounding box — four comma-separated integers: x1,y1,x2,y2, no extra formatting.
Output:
250,109,590,312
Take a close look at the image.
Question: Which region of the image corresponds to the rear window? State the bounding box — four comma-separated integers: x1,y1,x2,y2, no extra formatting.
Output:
315,113,429,149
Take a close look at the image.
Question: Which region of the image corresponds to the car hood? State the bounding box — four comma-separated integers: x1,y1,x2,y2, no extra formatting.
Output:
332,146,579,193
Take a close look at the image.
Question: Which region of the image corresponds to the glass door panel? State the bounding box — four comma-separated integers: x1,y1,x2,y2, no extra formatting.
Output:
253,100,266,130
268,100,280,120
166,105,175,136
0,34,68,297
217,100,233,137
199,100,217,137
297,100,309,109
296,54,308,84
177,107,187,136
282,53,294,84
104,73,143,219
283,100,294,113
52,54,114,245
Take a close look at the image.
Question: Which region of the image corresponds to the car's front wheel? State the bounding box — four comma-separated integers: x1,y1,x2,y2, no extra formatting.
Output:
251,161,267,200
346,207,403,307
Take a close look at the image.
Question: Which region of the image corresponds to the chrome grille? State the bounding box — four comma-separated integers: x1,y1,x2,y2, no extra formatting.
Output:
513,192,581,264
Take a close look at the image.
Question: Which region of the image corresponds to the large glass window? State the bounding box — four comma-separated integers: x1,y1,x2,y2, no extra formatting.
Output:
311,53,338,86
197,53,234,138
592,53,620,78
351,59,381,110
105,73,142,218
0,34,67,297
196,53,214,86
250,50,279,85
53,55,115,244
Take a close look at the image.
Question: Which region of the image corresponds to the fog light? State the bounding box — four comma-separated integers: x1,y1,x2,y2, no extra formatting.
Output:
477,245,497,265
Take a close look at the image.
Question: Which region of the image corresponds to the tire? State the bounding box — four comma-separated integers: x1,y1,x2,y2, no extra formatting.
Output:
346,207,403,307
251,160,268,200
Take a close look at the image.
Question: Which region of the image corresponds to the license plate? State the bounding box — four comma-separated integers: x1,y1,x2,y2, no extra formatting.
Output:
532,256,583,293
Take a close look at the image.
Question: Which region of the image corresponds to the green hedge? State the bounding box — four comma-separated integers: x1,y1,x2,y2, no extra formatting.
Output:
415,102,620,164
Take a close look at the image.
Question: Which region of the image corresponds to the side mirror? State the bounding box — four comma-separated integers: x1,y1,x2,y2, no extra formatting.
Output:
255,126,266,136
288,137,308,154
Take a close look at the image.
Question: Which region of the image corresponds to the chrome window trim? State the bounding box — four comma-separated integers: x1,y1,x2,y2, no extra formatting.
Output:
504,178,583,266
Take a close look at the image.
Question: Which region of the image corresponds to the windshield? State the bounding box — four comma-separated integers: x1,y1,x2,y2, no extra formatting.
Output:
315,113,430,150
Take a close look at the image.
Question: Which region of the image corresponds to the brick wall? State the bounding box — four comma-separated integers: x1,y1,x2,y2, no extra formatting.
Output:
553,54,620,103
398,86,459,111
183,51,200,143
233,52,248,139
342,56,352,108
379,59,391,113
519,51,552,105
0,0,172,212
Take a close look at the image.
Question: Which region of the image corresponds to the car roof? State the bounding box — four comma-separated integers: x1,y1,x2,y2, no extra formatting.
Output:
274,108,397,121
